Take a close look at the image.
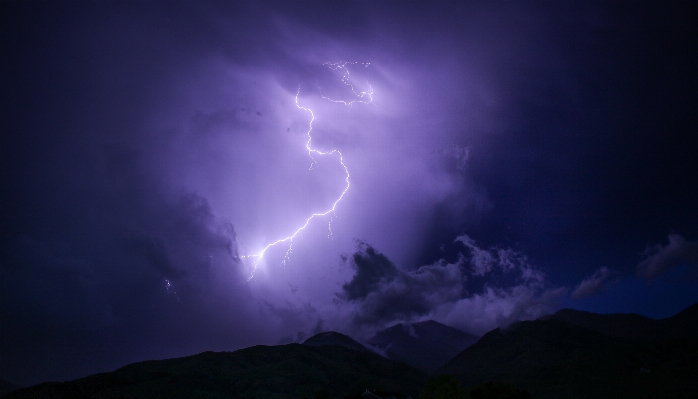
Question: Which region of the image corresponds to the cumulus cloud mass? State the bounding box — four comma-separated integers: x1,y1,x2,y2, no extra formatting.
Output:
338,236,565,336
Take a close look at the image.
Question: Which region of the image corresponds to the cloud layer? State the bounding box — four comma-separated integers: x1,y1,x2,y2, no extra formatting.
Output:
637,234,698,281
3,0,698,386
338,236,565,336
571,267,618,299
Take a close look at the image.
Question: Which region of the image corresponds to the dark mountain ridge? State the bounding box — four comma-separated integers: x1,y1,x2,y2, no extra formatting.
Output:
0,379,21,397
6,303,697,398
547,301,698,341
302,331,369,352
440,302,698,398
367,319,479,373
5,344,427,399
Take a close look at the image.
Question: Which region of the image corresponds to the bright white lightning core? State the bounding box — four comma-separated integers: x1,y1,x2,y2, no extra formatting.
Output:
243,62,372,280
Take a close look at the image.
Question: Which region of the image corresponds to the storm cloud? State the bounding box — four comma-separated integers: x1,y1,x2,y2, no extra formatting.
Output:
3,0,698,387
338,241,464,328
338,236,565,336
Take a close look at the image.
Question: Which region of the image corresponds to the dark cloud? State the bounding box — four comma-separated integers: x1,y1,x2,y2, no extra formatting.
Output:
339,242,401,302
571,267,618,299
637,234,698,281
0,185,257,385
2,0,698,386
338,242,463,328
338,237,565,335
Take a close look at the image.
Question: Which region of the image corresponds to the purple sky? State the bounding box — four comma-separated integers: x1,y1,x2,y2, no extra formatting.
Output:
2,1,698,386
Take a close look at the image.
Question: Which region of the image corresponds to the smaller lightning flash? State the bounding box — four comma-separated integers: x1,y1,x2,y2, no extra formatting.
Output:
321,62,373,106
165,279,183,304
243,62,372,280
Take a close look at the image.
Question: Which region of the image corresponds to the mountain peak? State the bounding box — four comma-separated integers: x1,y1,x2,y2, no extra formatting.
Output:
547,301,698,340
367,320,479,373
302,331,369,352
439,310,698,397
5,345,426,399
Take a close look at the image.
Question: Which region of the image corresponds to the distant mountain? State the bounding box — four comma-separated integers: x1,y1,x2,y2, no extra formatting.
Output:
546,301,698,341
0,378,21,397
665,301,698,333
440,303,698,399
8,304,697,399
367,320,479,373
6,344,427,399
545,308,662,340
303,331,369,352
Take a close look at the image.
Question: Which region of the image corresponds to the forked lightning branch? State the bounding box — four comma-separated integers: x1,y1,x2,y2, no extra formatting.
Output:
242,62,373,279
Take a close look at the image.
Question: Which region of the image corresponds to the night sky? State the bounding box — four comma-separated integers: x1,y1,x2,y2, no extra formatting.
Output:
2,1,698,387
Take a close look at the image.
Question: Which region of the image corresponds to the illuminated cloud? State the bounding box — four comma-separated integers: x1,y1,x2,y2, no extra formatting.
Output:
337,241,463,328
571,267,618,299
4,0,697,386
338,236,564,336
438,284,568,336
637,234,698,280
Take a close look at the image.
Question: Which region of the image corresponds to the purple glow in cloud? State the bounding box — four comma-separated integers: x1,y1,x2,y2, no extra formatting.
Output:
4,1,697,386
242,62,372,279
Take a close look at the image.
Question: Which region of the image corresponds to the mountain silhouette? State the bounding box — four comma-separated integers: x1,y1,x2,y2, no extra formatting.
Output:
0,378,21,397
5,344,427,399
548,301,698,340
440,302,698,398
367,320,479,373
6,304,698,398
302,331,370,352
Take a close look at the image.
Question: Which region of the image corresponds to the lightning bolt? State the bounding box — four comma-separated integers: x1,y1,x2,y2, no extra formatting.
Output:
321,62,373,106
242,62,372,280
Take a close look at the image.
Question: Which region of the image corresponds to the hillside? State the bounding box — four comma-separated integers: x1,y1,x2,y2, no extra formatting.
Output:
440,317,698,398
0,379,21,397
302,331,369,353
7,304,697,398
6,344,427,399
546,309,662,340
547,302,698,341
367,320,479,373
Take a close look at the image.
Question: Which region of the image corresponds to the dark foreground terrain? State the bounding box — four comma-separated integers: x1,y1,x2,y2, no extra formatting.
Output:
441,303,698,399
0,380,21,397
5,303,698,399
4,344,427,399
